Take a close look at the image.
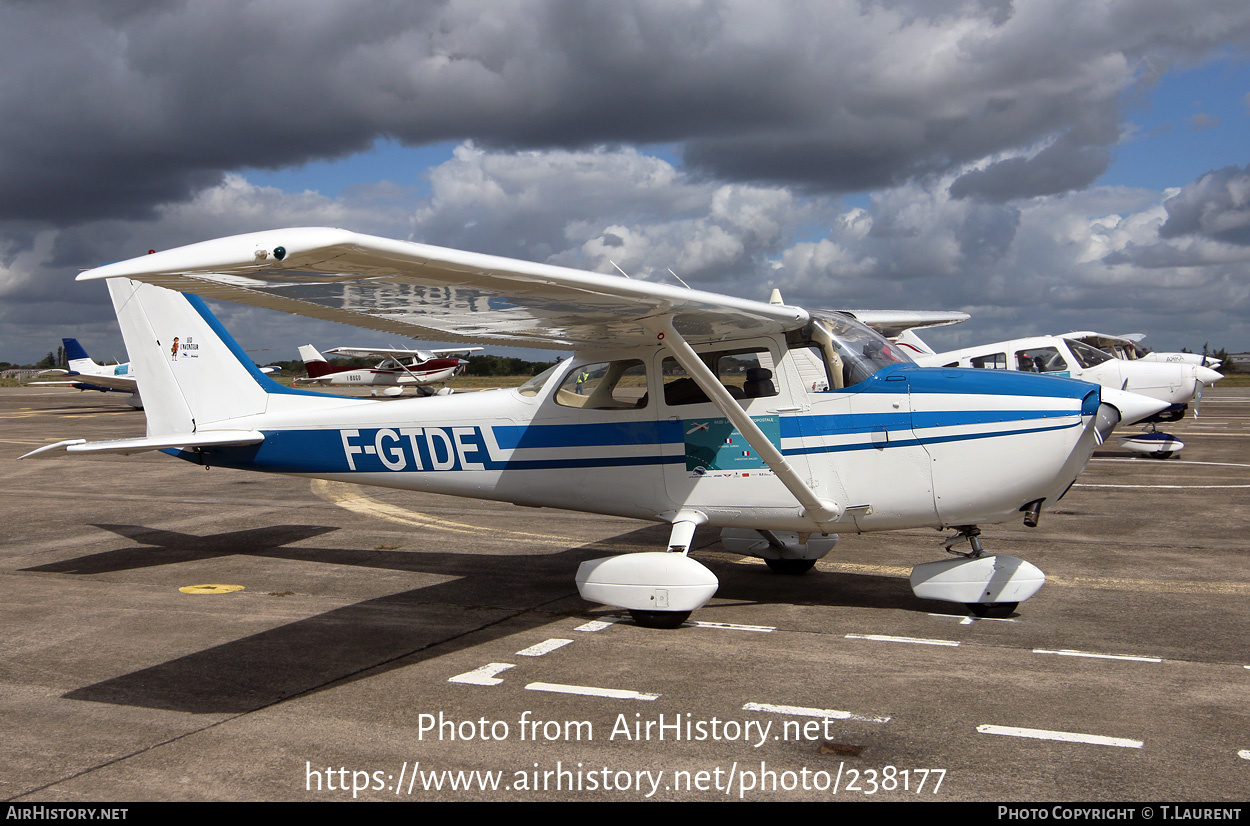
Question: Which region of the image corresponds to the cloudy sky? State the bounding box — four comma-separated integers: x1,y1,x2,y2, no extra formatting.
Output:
2,0,1249,365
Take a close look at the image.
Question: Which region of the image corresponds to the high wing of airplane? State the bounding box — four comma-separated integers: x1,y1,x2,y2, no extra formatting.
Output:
30,337,143,409
1062,331,1223,369
25,227,1130,625
295,343,481,395
899,329,1219,457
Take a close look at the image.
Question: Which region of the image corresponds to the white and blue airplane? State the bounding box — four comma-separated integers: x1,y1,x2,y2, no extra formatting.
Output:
1062,331,1223,370
23,228,1166,625
897,329,1220,458
31,337,142,408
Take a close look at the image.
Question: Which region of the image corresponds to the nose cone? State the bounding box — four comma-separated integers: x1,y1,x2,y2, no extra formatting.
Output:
1099,387,1171,426
1196,365,1223,385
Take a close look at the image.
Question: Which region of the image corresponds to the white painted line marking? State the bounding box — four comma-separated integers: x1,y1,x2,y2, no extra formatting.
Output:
516,638,574,657
1239,750,1250,761
575,620,615,632
743,702,890,724
978,725,1142,748
448,663,515,686
1076,484,1250,489
930,612,1014,625
690,620,775,632
1093,458,1250,469
526,682,659,701
1035,648,1161,663
846,633,960,647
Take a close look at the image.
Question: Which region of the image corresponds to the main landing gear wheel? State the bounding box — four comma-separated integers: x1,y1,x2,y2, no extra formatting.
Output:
764,558,817,575
628,610,691,629
965,602,1018,619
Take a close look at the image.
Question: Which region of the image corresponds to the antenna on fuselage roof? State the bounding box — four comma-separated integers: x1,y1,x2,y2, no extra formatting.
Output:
609,260,632,279
768,288,784,305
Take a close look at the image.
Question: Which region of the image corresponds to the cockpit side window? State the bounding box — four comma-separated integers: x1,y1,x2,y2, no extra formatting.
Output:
661,347,778,406
1015,347,1068,374
1066,339,1113,369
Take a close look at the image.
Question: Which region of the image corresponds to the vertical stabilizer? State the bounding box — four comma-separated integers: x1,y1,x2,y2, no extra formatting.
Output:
894,329,936,356
107,278,272,436
298,344,336,378
62,337,98,372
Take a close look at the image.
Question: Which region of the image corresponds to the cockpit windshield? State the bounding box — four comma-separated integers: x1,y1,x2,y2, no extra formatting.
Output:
1065,339,1114,369
802,314,913,389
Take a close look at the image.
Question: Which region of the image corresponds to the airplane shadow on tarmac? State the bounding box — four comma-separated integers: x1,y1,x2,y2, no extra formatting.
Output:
26,522,924,715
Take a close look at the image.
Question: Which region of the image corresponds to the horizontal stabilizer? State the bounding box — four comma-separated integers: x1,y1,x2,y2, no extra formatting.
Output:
20,430,265,459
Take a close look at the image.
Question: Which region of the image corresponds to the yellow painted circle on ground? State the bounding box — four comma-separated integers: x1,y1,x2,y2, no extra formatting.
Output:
179,584,245,595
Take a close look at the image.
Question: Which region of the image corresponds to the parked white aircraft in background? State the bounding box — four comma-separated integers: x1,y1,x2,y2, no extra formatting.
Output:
24,228,1153,624
1062,331,1222,369
897,330,1220,457
296,344,480,396
31,337,142,408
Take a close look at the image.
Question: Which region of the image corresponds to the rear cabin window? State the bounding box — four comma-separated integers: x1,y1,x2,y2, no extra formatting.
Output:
970,353,1007,369
555,360,649,409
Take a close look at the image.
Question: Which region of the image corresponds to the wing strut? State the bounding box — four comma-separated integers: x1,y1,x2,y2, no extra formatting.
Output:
646,316,843,529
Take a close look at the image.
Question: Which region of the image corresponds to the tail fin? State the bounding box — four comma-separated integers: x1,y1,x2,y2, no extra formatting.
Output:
894,329,935,356
107,278,341,437
62,337,99,373
298,344,337,378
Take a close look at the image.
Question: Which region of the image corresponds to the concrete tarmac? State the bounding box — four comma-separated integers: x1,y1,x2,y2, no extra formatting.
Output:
2,385,1247,801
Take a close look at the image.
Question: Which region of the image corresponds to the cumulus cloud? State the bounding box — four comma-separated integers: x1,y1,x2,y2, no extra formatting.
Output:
3,0,1250,225
2,141,1248,362
1158,165,1250,245
4,1,1250,360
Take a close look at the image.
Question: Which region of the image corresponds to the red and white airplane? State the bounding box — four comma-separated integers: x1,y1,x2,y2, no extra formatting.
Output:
296,344,480,395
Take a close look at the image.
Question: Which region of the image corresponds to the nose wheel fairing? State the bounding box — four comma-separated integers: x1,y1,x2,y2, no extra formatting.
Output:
910,554,1044,612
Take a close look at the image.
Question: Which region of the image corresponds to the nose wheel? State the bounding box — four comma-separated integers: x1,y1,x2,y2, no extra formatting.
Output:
965,601,1018,618
763,558,817,575
912,525,1044,615
629,610,692,629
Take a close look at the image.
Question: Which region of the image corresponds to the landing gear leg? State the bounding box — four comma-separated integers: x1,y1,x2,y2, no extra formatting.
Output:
938,525,1020,617
943,525,984,558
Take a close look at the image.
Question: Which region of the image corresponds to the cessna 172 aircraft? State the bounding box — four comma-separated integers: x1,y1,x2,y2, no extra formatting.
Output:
23,228,1166,626
897,330,1220,457
31,337,142,408
296,344,479,395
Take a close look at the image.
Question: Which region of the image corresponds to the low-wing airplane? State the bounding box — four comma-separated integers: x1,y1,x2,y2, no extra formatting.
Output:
897,329,1220,457
30,337,143,409
296,344,479,396
1062,331,1222,369
24,228,1154,625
